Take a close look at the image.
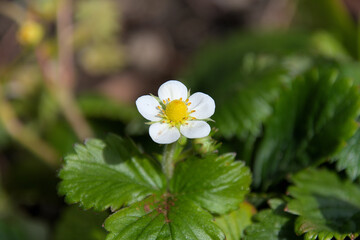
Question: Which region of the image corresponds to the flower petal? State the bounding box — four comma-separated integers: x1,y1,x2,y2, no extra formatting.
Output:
180,121,211,139
136,95,161,121
158,80,188,102
149,123,180,144
188,92,215,119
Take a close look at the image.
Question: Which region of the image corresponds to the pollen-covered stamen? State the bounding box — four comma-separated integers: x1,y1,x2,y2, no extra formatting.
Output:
156,105,166,118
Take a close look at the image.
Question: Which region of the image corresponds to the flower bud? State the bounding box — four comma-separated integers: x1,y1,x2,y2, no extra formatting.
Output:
193,133,220,154
17,20,44,46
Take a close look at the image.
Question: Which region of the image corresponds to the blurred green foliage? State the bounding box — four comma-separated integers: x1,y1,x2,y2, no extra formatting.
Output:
253,68,360,189
287,168,360,240
0,0,360,239
295,0,359,59
74,0,124,74
215,202,255,240
54,206,107,240
244,199,300,240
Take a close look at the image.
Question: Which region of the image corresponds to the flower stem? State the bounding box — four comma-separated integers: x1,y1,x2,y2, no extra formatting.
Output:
162,142,177,186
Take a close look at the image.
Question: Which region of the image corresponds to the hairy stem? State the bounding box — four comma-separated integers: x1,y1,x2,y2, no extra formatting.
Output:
162,142,177,186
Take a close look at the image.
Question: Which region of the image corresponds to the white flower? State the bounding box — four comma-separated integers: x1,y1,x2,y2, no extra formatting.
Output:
136,80,215,144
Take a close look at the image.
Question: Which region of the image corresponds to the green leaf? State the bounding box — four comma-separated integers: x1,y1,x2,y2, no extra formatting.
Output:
338,61,360,85
54,206,107,240
182,32,314,140
310,31,350,61
244,199,300,240
253,68,360,189
214,202,255,240
213,56,289,139
58,134,165,211
287,168,360,240
331,127,360,180
105,195,225,240
105,154,251,240
170,153,252,214
59,135,252,239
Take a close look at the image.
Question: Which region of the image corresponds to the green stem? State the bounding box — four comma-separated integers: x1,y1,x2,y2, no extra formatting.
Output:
162,142,177,186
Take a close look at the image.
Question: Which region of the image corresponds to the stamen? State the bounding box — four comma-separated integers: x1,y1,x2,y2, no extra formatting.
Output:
167,98,170,102
186,99,189,102
180,97,182,101
188,102,191,106
190,110,196,113
163,100,166,104
157,106,161,109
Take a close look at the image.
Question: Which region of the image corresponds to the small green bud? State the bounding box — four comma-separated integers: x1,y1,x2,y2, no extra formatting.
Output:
178,136,187,146
193,133,220,155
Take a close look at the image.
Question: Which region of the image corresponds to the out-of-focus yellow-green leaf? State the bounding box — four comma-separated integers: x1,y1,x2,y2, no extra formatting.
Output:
215,202,256,240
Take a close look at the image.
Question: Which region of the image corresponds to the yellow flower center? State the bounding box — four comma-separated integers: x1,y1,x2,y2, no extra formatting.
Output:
165,100,188,123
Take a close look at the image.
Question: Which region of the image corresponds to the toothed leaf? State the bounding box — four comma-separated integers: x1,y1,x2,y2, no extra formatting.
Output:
331,127,360,180
254,68,360,189
105,195,225,240
287,168,360,240
170,153,252,214
244,200,300,240
58,134,165,211
215,202,255,240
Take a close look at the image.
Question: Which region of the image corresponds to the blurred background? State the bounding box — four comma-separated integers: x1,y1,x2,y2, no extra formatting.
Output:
0,0,360,239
